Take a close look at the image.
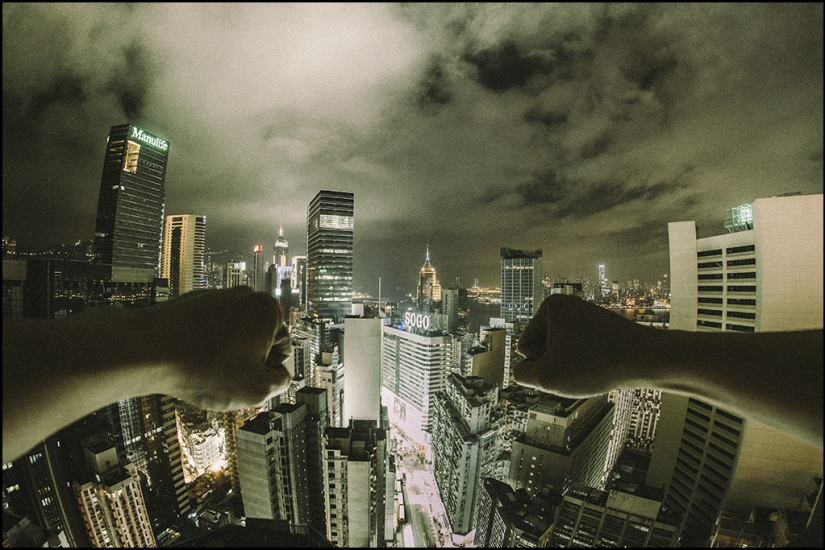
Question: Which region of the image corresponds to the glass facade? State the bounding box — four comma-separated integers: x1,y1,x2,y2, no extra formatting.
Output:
500,247,543,324
306,190,354,323
94,124,169,274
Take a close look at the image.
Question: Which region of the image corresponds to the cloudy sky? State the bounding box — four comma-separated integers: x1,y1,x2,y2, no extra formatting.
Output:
3,3,822,299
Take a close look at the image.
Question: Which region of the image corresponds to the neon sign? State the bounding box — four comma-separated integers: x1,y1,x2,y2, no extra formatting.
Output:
404,311,431,330
130,126,168,151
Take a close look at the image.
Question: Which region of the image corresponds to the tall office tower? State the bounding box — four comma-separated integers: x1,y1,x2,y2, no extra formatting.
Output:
306,190,354,323
431,374,499,544
224,260,245,288
509,394,614,496
598,264,608,298
72,444,156,547
475,478,558,548
295,387,330,537
576,275,592,301
343,317,383,423
627,388,661,452
500,248,543,324
417,246,438,312
544,483,678,547
235,405,312,525
324,419,386,547
381,312,453,445
274,226,289,268
161,214,206,297
93,123,169,275
251,245,265,292
656,193,823,544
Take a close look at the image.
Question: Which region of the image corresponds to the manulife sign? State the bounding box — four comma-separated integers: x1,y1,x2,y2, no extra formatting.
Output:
131,126,169,151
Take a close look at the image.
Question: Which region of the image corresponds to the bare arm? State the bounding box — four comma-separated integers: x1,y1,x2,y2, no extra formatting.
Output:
513,295,823,449
2,286,292,464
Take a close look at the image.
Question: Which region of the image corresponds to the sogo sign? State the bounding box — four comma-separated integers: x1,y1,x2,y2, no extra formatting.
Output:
404,312,431,330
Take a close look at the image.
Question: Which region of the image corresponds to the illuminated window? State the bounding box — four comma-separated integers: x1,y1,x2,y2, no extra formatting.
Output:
122,140,140,173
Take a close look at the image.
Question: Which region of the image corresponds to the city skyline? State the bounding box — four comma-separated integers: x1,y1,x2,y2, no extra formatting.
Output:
3,3,823,294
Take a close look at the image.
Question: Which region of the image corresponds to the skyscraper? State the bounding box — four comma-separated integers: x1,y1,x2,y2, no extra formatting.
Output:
274,226,289,269
252,245,265,292
417,246,439,312
93,123,169,274
161,214,206,298
655,193,824,543
500,247,543,324
306,190,354,323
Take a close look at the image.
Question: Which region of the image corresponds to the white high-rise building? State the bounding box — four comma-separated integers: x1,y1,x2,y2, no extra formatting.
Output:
161,214,206,297
343,317,382,423
381,312,453,445
654,193,823,543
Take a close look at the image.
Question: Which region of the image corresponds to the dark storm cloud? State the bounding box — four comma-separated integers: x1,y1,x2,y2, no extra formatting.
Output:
463,39,556,93
105,41,155,120
3,3,822,294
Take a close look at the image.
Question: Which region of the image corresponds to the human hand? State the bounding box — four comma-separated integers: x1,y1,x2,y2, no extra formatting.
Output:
144,286,292,410
513,295,651,397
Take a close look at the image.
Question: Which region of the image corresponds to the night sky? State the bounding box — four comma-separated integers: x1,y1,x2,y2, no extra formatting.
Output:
3,3,822,300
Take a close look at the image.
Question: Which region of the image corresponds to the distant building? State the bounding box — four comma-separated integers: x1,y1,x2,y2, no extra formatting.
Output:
93,123,169,274
416,246,440,312
306,190,354,323
224,260,245,289
161,214,206,297
252,245,265,292
500,248,542,324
